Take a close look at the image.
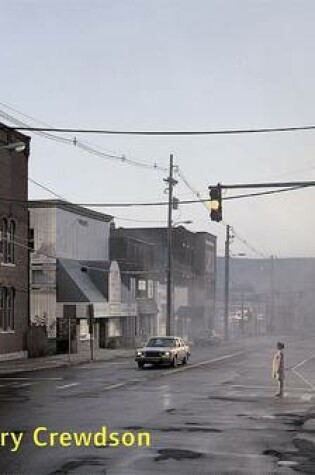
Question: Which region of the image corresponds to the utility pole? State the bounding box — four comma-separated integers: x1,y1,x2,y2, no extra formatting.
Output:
241,292,245,337
88,303,94,361
164,154,177,336
224,225,231,340
269,255,275,334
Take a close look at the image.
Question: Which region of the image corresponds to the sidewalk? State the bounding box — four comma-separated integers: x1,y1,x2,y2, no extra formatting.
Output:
0,348,135,376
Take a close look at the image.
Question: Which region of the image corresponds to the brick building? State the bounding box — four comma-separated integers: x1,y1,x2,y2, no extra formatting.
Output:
0,122,30,360
111,226,216,338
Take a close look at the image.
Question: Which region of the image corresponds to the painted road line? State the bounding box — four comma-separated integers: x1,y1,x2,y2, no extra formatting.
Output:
10,382,34,388
292,369,315,390
103,382,126,391
227,384,310,391
0,377,63,381
79,362,128,369
292,354,315,371
289,354,315,390
166,350,248,376
56,382,79,390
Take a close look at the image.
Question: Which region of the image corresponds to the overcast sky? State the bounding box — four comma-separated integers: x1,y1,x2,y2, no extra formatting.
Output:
2,0,315,257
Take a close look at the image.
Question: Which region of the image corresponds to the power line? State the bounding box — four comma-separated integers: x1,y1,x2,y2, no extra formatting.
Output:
0,106,167,172
1,180,313,208
175,167,268,258
29,178,67,200
10,237,166,275
228,226,267,259
10,124,315,136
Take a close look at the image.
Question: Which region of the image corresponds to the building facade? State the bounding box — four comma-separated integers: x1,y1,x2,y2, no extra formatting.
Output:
111,226,217,339
0,123,30,360
29,201,144,352
29,200,113,351
110,234,159,341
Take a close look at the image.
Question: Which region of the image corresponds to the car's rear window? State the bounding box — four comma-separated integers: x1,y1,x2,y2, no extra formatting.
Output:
146,338,176,347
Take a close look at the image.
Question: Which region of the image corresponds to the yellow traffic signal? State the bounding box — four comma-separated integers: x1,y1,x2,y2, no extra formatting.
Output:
209,184,222,221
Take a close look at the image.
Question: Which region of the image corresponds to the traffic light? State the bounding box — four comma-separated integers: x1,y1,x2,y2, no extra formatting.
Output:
209,184,222,222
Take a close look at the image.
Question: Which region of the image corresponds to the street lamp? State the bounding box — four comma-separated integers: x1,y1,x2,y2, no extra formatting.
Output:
0,141,26,152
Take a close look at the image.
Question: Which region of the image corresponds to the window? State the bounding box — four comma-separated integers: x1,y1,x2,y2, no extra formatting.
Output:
0,287,6,330
0,217,15,264
0,286,15,331
148,280,154,298
7,220,15,264
0,218,8,262
138,280,146,291
130,278,136,299
6,288,14,331
28,228,35,251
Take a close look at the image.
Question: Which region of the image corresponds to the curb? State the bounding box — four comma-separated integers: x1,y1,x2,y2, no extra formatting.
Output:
0,352,134,376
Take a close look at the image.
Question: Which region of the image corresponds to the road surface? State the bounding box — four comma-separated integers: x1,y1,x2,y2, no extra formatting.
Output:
1,336,315,474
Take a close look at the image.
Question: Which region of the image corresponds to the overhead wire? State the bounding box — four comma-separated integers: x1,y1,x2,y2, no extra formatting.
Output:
0,105,167,172
9,124,315,135
175,167,268,258
9,237,166,275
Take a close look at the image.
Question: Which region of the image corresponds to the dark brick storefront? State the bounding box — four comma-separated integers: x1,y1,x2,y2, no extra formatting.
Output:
0,123,30,359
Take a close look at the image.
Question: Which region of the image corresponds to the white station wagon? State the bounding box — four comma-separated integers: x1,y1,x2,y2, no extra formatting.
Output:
135,336,191,369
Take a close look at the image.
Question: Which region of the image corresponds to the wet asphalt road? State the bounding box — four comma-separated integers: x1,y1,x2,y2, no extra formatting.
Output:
1,336,315,474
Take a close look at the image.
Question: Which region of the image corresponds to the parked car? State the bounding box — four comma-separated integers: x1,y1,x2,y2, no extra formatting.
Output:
194,330,221,347
135,336,191,369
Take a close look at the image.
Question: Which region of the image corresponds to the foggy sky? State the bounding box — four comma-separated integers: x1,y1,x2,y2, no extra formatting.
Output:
1,0,315,257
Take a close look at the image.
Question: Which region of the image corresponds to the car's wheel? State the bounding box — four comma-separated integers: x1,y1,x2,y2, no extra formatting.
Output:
137,362,144,369
171,356,177,368
182,354,188,365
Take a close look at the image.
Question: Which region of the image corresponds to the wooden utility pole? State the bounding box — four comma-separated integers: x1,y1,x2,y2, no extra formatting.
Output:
269,255,275,334
224,225,231,340
164,154,177,336
88,303,94,361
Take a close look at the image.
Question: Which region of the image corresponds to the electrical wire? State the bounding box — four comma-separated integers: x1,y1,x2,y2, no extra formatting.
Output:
227,225,267,259
175,167,268,259
0,106,167,172
29,178,68,201
9,124,315,136
2,179,314,209
7,237,166,274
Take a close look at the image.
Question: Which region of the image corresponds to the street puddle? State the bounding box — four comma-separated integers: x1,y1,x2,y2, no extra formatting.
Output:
155,448,204,461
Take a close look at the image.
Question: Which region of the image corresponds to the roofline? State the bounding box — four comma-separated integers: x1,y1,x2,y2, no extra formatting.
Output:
28,199,113,222
114,226,216,240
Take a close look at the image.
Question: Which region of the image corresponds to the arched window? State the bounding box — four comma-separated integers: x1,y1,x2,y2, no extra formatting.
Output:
0,217,8,262
0,287,7,330
0,287,15,331
7,220,15,264
7,288,15,331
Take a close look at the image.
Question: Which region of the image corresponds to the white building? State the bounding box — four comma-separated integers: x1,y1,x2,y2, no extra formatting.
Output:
29,200,114,351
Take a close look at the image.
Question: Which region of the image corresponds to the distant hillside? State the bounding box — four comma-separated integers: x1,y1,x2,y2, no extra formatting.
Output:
216,257,315,332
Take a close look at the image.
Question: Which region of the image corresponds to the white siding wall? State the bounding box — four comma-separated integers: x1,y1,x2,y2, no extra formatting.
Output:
30,207,57,261
56,208,109,260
